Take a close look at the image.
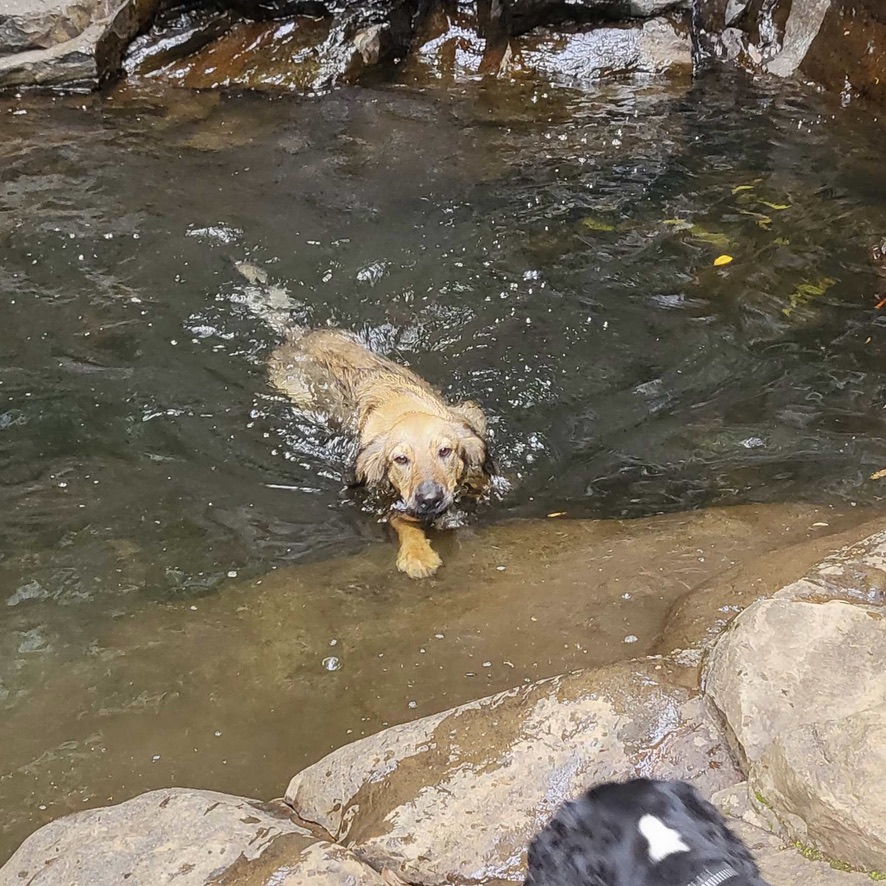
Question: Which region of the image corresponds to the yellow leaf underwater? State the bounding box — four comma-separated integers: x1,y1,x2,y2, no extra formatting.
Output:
731,178,761,194
713,254,734,266
547,511,566,518
870,469,886,481
662,218,692,229
579,218,616,232
738,209,772,229
760,201,791,211
688,225,731,247
782,277,836,317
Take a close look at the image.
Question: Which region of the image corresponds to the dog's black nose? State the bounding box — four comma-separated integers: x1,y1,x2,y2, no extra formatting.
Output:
414,482,445,515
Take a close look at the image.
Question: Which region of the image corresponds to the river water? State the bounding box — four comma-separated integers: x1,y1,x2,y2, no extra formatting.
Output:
1,68,885,859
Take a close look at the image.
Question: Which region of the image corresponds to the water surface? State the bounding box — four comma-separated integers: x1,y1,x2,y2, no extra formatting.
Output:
1,70,886,859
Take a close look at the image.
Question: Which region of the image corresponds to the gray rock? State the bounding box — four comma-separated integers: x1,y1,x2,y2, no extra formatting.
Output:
712,781,785,836
724,0,749,27
764,0,831,77
0,0,158,88
0,787,386,886
705,598,886,764
708,0,886,111
0,22,103,86
704,535,886,873
0,0,102,53
774,527,886,608
753,705,886,872
728,816,876,886
285,660,740,885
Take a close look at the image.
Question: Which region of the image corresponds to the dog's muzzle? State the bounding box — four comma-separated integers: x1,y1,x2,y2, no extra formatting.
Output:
409,481,449,519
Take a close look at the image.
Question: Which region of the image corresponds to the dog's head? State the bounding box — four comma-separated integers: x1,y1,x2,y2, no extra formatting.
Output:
356,401,493,519
525,779,771,886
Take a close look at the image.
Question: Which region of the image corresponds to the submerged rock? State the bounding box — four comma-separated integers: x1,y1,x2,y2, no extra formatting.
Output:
0,503,875,865
0,787,387,886
284,659,739,884
705,528,886,872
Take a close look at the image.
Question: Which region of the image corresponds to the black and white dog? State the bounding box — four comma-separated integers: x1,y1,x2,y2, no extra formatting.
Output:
525,779,772,886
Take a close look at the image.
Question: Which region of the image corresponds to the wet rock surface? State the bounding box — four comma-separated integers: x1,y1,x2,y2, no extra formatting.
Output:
504,0,689,34
126,0,426,90
705,529,886,872
2,0,886,102
505,16,691,83
0,787,386,886
710,0,886,110
285,659,739,884
126,1,692,91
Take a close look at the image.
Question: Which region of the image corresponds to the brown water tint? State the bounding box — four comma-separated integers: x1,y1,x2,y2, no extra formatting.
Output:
1,71,886,858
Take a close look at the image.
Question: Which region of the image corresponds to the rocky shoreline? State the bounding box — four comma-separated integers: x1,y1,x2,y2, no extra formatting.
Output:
2,523,885,885
1,0,884,112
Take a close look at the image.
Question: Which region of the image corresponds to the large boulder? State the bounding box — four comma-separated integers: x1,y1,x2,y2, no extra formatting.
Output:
0,787,386,886
284,659,740,885
0,0,158,87
705,528,886,871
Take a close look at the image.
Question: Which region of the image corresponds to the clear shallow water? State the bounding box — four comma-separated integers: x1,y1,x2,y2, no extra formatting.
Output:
1,70,886,859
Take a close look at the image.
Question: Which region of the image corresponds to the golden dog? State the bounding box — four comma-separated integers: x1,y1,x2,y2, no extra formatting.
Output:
268,328,493,578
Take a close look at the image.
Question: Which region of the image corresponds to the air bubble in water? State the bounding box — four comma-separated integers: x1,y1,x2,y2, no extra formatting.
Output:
322,656,342,671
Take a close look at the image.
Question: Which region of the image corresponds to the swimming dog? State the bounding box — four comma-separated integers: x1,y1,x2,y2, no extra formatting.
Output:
268,328,494,578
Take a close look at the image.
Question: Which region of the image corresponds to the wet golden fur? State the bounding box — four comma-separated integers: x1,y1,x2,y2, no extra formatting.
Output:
268,328,492,578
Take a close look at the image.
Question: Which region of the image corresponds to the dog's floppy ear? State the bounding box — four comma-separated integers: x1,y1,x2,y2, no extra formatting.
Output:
356,434,389,487
451,400,496,477
451,400,487,438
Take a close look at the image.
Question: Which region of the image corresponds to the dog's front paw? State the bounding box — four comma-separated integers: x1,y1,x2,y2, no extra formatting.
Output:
397,545,443,579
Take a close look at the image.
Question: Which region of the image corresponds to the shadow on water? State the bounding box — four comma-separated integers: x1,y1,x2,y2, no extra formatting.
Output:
1,69,886,858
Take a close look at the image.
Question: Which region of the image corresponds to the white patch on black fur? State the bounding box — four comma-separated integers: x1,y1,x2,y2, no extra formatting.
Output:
638,814,690,863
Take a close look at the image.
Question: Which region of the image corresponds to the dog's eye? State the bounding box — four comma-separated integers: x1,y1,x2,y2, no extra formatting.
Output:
393,455,410,466
438,447,453,458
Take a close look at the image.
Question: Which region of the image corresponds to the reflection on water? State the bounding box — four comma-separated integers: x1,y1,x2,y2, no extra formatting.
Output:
1,70,885,859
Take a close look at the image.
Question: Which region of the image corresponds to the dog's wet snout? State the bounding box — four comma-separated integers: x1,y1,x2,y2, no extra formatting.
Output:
413,481,446,516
